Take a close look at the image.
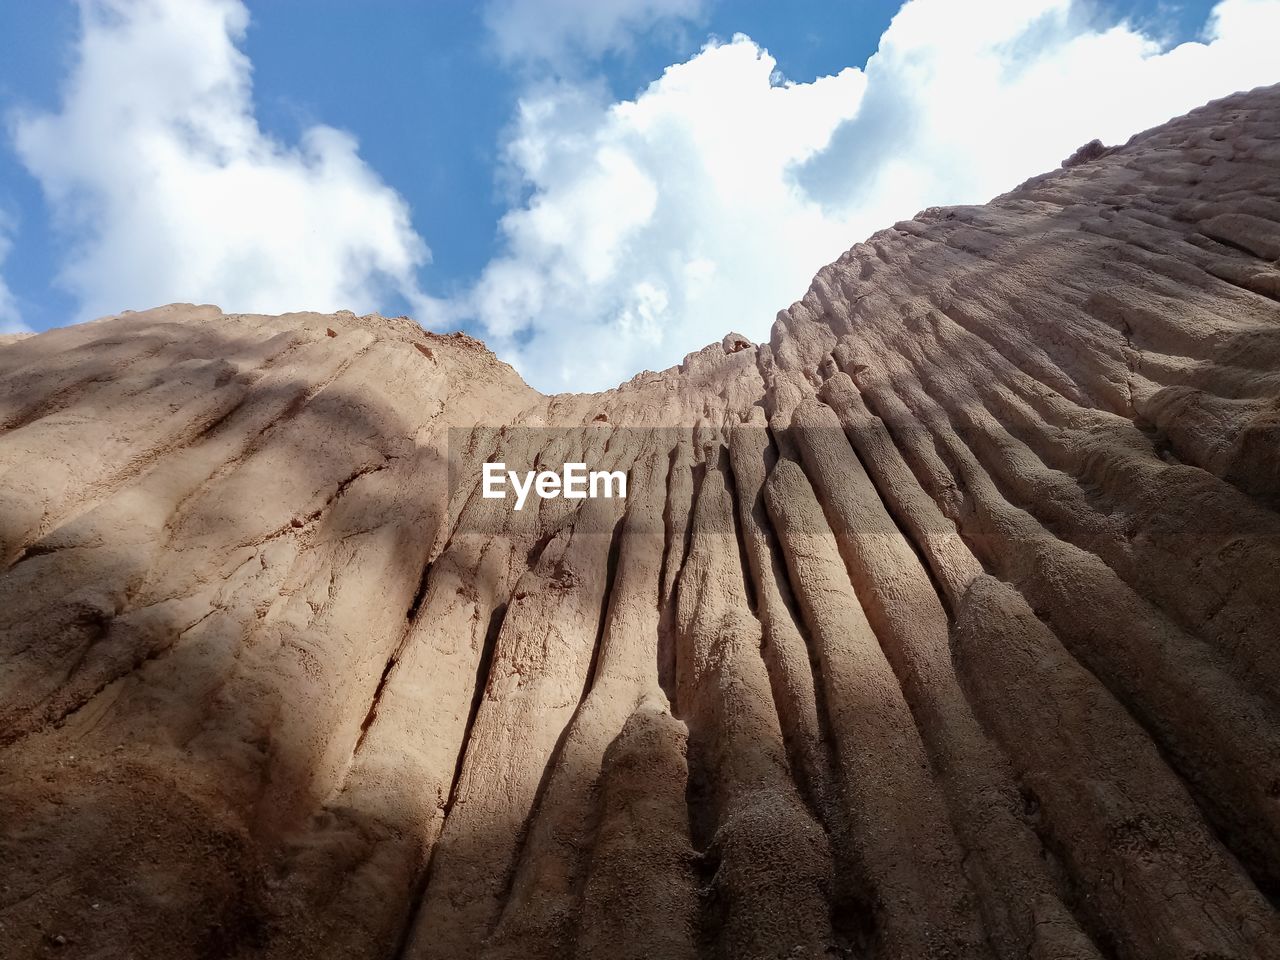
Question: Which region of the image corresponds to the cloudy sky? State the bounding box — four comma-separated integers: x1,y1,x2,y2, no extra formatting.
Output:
0,0,1277,390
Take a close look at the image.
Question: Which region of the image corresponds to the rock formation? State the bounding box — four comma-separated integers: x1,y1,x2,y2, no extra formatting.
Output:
2,85,1279,960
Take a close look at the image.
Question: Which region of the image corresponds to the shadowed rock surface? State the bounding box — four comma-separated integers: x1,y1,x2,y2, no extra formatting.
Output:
2,85,1279,960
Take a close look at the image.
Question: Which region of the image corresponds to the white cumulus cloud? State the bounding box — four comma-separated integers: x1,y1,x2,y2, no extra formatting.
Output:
12,0,437,323
467,40,863,389
464,0,1280,392
800,0,1280,216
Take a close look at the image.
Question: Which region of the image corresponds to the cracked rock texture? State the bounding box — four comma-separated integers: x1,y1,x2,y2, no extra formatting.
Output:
3,86,1280,960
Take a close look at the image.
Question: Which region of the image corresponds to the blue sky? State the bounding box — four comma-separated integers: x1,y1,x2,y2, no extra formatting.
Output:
0,0,1276,390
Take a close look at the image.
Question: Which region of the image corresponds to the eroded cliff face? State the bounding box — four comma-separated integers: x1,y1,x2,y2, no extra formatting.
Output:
2,85,1279,960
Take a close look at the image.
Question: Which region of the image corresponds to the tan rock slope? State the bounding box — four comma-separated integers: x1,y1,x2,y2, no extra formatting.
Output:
2,85,1279,960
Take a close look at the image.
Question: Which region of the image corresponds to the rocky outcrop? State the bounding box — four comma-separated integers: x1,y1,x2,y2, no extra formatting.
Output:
2,85,1279,960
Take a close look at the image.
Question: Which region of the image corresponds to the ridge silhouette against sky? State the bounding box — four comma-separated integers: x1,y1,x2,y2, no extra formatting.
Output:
1,0,1277,390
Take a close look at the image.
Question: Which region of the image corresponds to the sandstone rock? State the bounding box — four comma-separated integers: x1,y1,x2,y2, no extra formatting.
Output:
2,86,1279,960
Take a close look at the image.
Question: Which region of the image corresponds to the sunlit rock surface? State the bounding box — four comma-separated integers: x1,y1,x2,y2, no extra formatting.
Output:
2,85,1279,960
